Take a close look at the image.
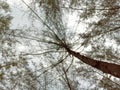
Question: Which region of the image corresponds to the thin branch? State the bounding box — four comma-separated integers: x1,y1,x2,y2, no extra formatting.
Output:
62,66,72,90
94,26,120,37
61,6,120,11
21,0,62,42
23,50,63,56
66,56,74,72
32,54,69,79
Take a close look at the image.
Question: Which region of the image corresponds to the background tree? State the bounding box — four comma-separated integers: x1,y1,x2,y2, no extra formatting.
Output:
0,1,39,90
0,0,120,89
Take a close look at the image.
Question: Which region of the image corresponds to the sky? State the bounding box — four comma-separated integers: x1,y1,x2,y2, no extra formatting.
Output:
7,0,87,32
6,0,119,55
7,0,31,28
4,1,120,89
6,0,92,58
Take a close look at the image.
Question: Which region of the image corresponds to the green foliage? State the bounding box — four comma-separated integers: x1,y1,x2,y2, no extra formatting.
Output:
0,0,12,34
39,0,61,21
0,0,9,12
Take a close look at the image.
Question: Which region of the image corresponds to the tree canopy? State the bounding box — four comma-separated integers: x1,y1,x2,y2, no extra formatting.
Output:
0,0,120,89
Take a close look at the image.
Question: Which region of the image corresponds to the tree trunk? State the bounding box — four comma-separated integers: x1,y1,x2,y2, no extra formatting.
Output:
65,47,120,78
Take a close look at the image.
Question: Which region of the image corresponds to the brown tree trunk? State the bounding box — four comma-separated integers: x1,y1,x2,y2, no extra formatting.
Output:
65,47,120,78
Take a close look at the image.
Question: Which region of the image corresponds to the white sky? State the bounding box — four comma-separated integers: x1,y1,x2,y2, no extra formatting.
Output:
7,0,29,5
4,1,120,89
7,0,31,28
6,0,88,54
7,0,86,32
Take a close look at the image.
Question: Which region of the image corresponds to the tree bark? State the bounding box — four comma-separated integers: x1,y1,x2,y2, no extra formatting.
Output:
65,47,120,78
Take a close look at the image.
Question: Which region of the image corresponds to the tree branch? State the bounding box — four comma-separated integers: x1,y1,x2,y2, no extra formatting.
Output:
65,47,120,78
